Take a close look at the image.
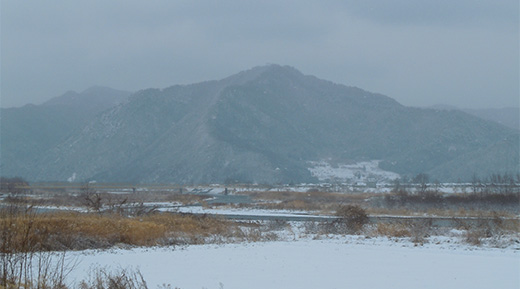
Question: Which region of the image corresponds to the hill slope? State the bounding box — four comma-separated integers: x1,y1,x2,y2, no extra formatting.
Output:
0,87,131,178
3,65,519,183
429,105,519,131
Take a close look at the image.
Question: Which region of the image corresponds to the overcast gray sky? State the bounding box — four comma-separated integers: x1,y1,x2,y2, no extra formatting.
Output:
1,0,518,109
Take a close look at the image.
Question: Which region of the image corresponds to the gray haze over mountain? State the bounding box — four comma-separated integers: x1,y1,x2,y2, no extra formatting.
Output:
0,87,131,177
1,65,518,184
430,105,520,131
2,1,518,109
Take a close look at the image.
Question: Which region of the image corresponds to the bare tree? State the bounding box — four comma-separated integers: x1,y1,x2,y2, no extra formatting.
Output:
412,173,429,194
81,183,102,212
0,177,30,195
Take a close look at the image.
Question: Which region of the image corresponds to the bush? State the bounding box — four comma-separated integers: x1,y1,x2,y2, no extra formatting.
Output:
0,177,30,195
376,222,411,238
79,267,148,289
0,205,70,288
407,218,433,245
333,205,369,233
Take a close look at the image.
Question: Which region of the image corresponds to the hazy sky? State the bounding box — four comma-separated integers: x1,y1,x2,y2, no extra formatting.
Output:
1,1,518,109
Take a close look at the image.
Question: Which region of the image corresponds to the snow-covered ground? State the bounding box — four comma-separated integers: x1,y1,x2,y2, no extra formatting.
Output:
67,237,519,289
308,160,400,183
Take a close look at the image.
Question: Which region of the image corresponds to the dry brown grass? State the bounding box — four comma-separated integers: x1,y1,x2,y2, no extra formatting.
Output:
334,205,369,233
262,199,317,211
241,190,373,213
375,223,411,238
0,206,279,287
22,188,208,210
247,190,369,202
366,206,519,218
0,209,240,252
165,194,208,205
145,213,237,243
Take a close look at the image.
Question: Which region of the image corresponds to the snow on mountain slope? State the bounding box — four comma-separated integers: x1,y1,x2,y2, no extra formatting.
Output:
308,160,400,183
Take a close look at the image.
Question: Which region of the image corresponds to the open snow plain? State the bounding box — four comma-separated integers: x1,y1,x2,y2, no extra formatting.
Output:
5,183,519,288
68,237,519,289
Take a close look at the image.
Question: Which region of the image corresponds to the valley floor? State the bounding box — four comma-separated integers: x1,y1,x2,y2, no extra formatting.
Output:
67,236,519,289
2,183,519,288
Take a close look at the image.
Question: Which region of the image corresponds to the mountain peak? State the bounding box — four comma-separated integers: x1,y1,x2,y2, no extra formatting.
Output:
42,86,131,108
247,64,304,80
82,86,129,95
220,64,303,86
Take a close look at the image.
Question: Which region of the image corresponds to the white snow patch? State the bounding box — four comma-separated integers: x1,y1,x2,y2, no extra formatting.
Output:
308,160,400,183
67,173,77,183
67,238,520,289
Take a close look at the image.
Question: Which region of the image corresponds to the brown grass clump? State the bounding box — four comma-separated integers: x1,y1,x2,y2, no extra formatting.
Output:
6,213,125,251
33,213,167,249
145,213,236,243
243,190,372,213
276,199,313,211
376,223,411,238
0,206,276,287
324,205,370,234
0,209,238,252
367,206,519,219
165,194,209,205
78,267,149,289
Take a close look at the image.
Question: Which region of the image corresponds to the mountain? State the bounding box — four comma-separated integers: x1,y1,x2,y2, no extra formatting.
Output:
427,134,519,181
462,108,519,131
2,65,518,183
0,87,131,178
42,86,130,111
430,105,519,131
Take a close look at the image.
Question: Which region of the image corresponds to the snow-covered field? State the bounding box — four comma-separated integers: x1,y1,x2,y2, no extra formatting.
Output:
308,160,400,183
7,181,519,288
67,237,519,289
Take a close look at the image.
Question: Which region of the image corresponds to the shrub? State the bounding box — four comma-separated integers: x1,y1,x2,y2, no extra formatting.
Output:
0,205,70,288
79,267,148,289
458,212,514,246
0,210,240,252
0,177,30,195
465,229,486,246
333,205,369,233
407,218,433,245
376,222,411,238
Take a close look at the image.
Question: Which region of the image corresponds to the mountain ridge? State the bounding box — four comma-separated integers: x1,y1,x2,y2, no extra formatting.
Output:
0,87,131,178
428,104,519,131
2,65,518,183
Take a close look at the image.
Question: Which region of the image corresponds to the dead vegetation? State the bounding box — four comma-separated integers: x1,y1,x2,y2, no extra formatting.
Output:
0,204,276,288
331,205,369,234
237,190,371,213
1,185,519,288
78,267,150,289
379,189,520,213
1,179,518,288
0,208,268,254
2,184,519,249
